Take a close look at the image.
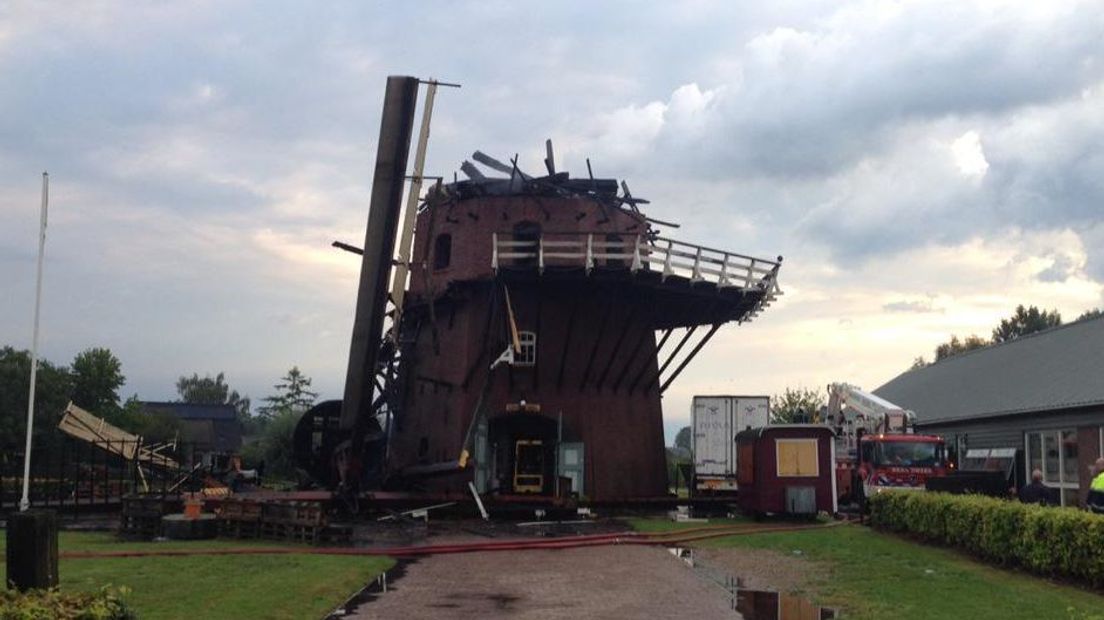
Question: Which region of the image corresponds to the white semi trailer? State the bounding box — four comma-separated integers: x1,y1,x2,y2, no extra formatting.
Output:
691,395,770,495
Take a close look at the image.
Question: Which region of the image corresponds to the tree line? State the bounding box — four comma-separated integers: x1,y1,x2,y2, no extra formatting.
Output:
669,304,1104,450
912,305,1101,368
0,345,321,479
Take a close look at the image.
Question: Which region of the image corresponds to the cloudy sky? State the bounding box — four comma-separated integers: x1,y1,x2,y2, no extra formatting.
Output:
2,1,1102,442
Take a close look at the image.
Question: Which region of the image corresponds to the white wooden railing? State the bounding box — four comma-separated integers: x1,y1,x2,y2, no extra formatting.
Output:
491,232,782,299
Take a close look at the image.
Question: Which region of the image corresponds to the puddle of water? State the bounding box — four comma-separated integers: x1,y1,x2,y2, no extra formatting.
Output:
735,587,836,620
326,559,412,617
667,546,694,567
667,548,836,619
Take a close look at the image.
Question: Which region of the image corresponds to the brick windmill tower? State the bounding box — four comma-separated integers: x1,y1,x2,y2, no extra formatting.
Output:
295,77,782,501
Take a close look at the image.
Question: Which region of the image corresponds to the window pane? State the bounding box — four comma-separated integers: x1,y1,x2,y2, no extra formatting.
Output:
1062,488,1080,508
515,331,537,366
1062,429,1078,483
1028,433,1042,480
777,441,798,476
797,442,818,476
1044,432,1060,484
777,440,817,476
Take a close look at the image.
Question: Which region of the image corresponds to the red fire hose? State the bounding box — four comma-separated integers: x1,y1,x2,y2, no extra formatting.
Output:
60,521,842,560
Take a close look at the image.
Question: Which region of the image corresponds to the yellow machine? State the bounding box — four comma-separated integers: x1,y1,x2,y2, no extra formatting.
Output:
513,440,545,493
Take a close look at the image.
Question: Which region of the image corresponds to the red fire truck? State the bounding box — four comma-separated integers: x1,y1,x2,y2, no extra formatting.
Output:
826,383,948,506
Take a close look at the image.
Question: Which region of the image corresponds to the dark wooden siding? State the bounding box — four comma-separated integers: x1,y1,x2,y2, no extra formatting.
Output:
919,406,1104,504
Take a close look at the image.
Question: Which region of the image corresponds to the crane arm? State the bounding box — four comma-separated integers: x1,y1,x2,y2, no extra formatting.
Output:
827,382,914,433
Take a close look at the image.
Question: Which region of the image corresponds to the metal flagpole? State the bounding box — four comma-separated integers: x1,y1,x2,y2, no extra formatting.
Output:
20,172,48,512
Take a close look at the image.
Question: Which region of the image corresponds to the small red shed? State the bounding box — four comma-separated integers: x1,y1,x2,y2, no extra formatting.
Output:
735,425,837,517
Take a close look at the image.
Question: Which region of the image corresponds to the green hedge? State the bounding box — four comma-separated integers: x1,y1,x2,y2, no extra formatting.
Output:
869,491,1104,587
0,587,134,620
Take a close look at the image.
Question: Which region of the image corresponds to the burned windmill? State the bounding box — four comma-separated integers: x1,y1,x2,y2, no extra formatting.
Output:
294,76,783,501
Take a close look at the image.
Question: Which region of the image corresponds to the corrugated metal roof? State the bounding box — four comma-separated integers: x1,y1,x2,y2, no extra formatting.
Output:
875,314,1104,423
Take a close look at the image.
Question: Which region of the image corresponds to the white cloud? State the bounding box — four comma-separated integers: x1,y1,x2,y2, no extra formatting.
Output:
0,0,1102,447
661,229,1104,435
951,130,989,177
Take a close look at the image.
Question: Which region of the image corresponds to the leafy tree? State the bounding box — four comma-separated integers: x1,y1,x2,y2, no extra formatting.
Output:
0,346,73,448
70,347,124,416
934,334,989,362
243,409,300,480
258,366,318,419
771,387,825,423
109,395,181,443
665,447,693,493
176,371,251,419
674,426,691,451
991,305,1061,343
1078,308,1102,321
914,305,1077,371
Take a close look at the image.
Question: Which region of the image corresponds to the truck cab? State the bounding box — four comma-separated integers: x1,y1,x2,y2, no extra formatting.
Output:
826,383,948,504
854,433,947,496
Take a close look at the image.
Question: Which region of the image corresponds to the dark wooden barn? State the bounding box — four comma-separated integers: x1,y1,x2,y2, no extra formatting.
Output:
140,401,242,467
735,425,837,516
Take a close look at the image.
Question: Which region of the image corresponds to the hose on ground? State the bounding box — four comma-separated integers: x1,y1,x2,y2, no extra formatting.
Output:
61,521,844,560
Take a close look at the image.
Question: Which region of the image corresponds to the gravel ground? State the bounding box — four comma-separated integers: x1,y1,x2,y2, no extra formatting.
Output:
347,545,739,619
346,518,631,550
695,547,817,594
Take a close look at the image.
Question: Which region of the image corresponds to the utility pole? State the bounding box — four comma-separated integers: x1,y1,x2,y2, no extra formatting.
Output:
20,172,48,512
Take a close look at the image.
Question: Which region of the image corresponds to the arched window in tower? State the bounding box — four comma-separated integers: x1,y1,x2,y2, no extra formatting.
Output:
512,221,541,267
515,331,537,367
433,233,452,270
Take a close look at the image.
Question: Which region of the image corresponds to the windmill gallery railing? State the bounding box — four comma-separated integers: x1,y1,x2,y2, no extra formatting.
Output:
492,232,783,297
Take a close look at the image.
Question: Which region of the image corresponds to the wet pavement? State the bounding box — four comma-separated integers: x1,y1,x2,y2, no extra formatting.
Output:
340,545,738,619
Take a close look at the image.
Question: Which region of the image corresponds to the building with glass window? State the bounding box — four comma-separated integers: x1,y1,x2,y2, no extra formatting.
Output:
875,314,1104,507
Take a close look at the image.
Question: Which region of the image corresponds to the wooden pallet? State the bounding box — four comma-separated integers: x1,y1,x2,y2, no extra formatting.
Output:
119,494,181,539
214,497,330,543
218,519,259,539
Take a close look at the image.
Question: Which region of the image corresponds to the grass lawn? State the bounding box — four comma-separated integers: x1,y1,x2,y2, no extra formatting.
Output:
2,530,393,620
625,515,750,532
634,520,1104,620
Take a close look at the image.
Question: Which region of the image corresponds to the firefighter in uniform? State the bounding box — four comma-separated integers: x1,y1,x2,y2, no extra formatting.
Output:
1088,457,1104,515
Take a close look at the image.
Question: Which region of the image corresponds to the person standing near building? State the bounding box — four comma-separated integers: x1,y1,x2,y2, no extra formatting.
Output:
1088,457,1104,514
1020,469,1052,505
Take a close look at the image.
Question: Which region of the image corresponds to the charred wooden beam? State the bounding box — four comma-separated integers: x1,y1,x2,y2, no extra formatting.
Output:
660,322,723,394
556,295,580,391
655,327,675,354
416,375,455,390
533,286,542,391
594,305,638,391
645,326,697,391
628,328,672,394
332,240,364,255
578,299,614,391
341,75,419,436
462,285,499,390
612,320,652,393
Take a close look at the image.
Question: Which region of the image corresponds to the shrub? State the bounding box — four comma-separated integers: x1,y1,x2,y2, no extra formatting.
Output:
0,587,134,620
869,491,1104,587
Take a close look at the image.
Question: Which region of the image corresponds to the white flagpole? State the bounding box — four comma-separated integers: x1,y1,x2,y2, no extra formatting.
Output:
20,172,48,512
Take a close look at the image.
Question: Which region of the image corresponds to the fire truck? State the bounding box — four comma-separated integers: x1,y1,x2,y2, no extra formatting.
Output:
826,383,947,506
